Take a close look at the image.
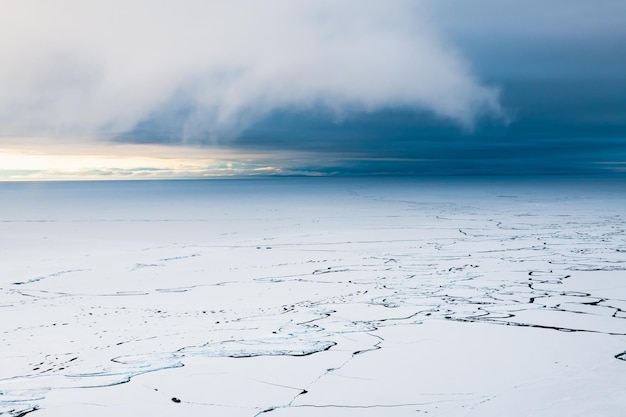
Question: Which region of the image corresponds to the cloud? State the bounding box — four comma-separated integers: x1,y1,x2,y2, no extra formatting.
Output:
431,0,626,41
0,0,502,142
429,0,626,80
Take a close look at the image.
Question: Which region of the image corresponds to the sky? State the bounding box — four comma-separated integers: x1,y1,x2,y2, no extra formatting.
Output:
0,0,625,179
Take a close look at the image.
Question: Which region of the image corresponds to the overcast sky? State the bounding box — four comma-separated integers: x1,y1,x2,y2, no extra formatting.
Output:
1,0,625,177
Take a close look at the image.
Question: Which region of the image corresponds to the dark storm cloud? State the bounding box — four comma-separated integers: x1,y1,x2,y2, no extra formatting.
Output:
224,0,626,175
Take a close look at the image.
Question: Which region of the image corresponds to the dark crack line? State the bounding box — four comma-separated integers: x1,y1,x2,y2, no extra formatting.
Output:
454,317,626,336
256,398,486,416
12,269,88,286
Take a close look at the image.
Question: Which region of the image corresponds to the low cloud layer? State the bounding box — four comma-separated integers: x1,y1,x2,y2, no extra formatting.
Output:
0,0,501,142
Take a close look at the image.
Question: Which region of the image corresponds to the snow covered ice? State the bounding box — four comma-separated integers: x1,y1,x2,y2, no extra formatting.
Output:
1,178,625,416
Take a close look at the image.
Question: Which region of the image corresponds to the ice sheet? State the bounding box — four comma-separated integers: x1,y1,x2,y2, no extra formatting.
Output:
1,178,625,416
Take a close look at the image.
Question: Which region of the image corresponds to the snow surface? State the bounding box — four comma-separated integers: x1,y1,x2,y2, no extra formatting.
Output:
0,178,625,416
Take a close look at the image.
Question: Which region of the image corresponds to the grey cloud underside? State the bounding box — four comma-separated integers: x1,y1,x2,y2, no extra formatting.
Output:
125,74,626,176
118,0,626,176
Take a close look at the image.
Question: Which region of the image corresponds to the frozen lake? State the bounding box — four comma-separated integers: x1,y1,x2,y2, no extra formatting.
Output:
1,178,625,416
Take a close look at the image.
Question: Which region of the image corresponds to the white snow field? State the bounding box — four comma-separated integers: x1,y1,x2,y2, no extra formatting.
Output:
1,178,625,416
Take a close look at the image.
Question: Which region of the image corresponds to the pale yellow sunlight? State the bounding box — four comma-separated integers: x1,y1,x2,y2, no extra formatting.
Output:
0,140,283,181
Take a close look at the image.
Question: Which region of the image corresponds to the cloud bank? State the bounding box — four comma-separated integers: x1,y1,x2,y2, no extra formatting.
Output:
0,0,502,142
